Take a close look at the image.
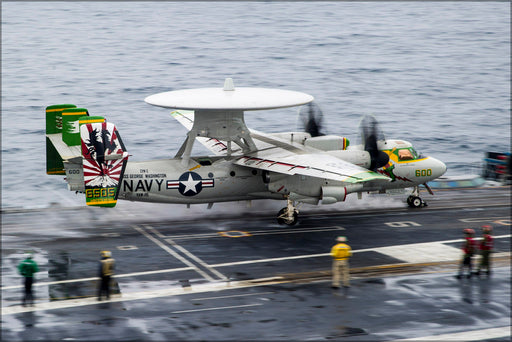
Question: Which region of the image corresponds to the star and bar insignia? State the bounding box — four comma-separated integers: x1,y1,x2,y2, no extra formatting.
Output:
166,172,214,196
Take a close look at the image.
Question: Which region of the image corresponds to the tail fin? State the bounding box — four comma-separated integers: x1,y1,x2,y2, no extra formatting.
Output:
46,104,78,175
80,117,129,207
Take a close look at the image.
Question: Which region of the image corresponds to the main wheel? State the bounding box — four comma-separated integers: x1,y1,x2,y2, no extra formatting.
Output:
277,207,299,226
408,196,422,208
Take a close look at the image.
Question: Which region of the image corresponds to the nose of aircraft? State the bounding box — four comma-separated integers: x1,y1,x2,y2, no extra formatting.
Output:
430,157,447,179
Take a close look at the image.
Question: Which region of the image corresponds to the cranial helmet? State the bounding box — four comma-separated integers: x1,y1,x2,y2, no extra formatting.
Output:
100,251,112,258
482,225,492,233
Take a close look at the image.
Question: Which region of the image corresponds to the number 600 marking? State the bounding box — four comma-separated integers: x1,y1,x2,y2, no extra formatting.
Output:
415,169,432,177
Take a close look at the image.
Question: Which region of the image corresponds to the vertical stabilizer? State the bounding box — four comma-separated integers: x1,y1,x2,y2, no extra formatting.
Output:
62,107,89,146
80,117,129,207
46,104,77,175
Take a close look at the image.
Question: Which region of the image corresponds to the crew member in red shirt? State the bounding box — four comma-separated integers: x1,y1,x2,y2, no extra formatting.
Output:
475,225,493,277
456,228,476,279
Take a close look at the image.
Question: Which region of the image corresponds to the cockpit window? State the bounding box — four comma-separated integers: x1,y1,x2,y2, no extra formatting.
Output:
397,148,420,161
398,149,414,160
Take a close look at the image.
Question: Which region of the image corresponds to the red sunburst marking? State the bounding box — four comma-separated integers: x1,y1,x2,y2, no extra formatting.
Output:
80,122,127,187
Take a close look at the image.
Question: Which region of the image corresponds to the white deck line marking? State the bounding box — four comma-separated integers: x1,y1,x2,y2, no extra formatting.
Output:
391,326,511,341
2,277,99,291
211,253,330,267
459,216,510,223
3,235,509,291
133,225,214,282
114,267,194,278
145,225,227,281
352,234,511,264
248,227,345,236
1,278,284,315
1,267,194,291
167,239,228,281
210,234,511,268
375,242,462,263
409,234,511,245
154,226,345,240
191,291,275,301
143,223,165,238
171,303,263,314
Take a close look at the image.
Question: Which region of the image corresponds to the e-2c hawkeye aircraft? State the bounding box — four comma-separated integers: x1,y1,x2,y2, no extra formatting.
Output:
45,78,446,225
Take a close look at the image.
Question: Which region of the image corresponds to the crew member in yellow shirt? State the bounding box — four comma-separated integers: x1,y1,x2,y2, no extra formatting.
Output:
331,236,352,289
98,251,115,301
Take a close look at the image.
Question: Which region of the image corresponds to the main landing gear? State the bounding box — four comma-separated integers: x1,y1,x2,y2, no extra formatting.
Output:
407,186,428,208
277,198,299,226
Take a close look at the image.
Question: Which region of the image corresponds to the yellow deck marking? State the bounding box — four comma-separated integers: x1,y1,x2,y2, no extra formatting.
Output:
218,230,252,238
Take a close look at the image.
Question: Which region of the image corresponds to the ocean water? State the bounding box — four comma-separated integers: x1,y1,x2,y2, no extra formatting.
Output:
1,2,510,209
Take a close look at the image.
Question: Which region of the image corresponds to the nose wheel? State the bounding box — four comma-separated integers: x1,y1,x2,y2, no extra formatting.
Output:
407,186,428,208
277,198,299,225
407,195,425,208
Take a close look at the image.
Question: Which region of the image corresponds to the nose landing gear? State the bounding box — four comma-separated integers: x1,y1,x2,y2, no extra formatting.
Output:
277,198,299,225
407,185,428,208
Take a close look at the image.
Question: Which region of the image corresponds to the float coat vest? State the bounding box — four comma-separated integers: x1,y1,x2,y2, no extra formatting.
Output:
462,237,476,255
480,234,493,251
99,258,115,277
331,243,352,260
18,258,39,278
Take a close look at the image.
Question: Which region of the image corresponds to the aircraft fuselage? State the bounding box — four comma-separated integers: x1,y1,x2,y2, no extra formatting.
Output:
118,158,271,204
116,138,446,206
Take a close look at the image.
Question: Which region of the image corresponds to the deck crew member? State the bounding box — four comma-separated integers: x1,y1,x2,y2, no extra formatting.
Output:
475,225,494,277
457,229,476,279
18,252,39,306
331,236,352,289
98,251,115,301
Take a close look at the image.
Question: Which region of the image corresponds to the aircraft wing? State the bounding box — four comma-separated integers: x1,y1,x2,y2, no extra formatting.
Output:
235,151,390,184
171,110,389,184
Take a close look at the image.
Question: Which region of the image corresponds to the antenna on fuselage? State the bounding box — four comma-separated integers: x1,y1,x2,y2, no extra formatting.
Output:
223,77,235,91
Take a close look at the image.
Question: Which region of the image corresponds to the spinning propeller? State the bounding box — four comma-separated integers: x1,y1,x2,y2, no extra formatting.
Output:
299,102,325,137
299,104,390,171
359,114,389,171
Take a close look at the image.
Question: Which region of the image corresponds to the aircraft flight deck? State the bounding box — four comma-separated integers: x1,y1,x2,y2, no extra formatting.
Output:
2,186,510,341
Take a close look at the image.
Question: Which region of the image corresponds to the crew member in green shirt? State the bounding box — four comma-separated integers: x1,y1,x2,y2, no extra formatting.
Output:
18,252,39,306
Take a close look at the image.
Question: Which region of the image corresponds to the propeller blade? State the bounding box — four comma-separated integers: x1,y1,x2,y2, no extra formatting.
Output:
299,102,324,137
360,114,389,171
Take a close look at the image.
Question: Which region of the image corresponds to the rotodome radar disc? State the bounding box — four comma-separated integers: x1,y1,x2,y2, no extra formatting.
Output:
145,78,314,111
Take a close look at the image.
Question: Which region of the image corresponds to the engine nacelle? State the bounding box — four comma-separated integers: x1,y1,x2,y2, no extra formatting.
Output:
304,135,349,151
289,192,320,205
321,184,363,205
266,132,312,144
327,150,372,169
265,133,350,152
